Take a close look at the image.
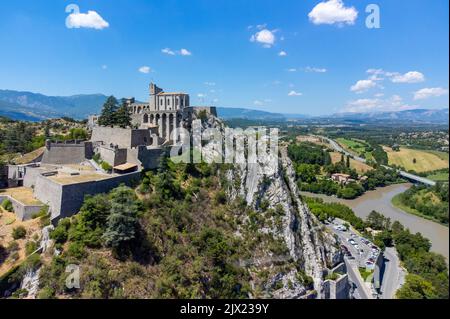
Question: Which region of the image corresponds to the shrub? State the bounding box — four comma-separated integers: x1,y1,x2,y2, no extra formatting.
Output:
214,190,227,205
50,218,71,244
66,242,87,259
12,226,27,240
25,241,38,255
92,153,101,163
2,199,13,212
101,161,113,172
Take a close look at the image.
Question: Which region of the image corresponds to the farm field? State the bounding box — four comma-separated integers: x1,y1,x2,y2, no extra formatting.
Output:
427,170,449,182
329,152,373,174
383,146,449,173
336,138,374,161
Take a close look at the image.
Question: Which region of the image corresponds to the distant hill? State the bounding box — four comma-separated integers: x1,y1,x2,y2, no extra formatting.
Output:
332,108,449,124
217,107,285,120
0,89,108,121
217,107,309,120
1,89,448,125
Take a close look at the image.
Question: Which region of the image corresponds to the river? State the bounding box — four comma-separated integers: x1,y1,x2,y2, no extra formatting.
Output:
300,183,449,261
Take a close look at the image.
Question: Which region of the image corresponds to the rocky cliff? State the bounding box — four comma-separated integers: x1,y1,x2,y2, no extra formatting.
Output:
198,112,342,298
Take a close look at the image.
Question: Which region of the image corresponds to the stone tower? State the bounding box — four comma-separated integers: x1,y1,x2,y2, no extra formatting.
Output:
149,83,163,111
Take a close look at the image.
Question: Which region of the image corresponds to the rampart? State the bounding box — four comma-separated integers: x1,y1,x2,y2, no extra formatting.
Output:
41,140,93,165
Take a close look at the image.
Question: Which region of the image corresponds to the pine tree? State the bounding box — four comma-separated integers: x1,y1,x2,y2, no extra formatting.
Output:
102,186,139,251
98,96,119,127
115,100,132,128
346,155,350,168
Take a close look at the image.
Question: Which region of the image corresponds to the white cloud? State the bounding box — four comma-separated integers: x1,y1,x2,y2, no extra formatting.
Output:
101,65,108,70
66,10,109,30
278,51,287,56
162,48,176,55
350,79,377,93
343,95,416,113
180,48,192,56
391,71,425,83
204,82,216,86
250,29,276,48
162,48,192,56
305,66,327,73
138,66,151,74
366,69,425,83
254,100,264,106
308,0,358,26
197,93,207,98
288,90,303,96
287,68,297,72
414,87,449,100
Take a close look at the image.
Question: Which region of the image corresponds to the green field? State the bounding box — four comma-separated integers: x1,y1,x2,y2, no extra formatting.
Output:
427,171,449,182
336,138,374,161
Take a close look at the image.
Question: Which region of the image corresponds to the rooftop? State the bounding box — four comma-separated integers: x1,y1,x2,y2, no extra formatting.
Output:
0,187,43,206
48,172,112,185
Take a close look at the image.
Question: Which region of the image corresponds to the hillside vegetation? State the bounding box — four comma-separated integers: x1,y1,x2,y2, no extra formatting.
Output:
36,159,311,299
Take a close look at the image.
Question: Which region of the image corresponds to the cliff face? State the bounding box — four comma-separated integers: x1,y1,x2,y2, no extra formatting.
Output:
197,112,342,298
226,146,342,298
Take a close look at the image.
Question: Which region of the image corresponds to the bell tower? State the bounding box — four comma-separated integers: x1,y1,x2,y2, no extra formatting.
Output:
149,82,163,111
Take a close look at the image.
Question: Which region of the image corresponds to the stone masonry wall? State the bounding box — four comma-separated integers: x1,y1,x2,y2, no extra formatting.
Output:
41,142,93,165
33,172,142,222
0,195,43,221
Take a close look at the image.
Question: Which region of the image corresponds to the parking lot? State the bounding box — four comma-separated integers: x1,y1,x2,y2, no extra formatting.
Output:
329,219,380,270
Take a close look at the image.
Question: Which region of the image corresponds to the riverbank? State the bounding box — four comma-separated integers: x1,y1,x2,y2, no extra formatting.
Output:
300,184,449,261
391,193,449,227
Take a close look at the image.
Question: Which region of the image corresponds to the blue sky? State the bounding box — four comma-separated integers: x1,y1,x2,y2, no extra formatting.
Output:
0,0,448,115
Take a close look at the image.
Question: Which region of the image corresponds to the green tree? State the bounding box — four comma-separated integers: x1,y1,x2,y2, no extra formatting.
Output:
102,186,139,251
396,274,437,299
115,100,132,128
98,96,119,127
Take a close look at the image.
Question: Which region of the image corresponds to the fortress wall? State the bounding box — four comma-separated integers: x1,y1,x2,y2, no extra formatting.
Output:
0,195,42,221
334,274,350,299
91,126,132,148
322,280,331,299
97,147,127,167
130,130,152,147
34,175,64,220
47,172,142,222
41,143,92,165
127,147,163,170
23,166,46,188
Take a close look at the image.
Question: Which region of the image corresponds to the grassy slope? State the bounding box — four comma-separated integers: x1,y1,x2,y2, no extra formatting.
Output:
384,146,449,173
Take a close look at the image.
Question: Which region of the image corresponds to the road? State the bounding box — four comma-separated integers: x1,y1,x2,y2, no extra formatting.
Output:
379,247,405,299
317,135,436,186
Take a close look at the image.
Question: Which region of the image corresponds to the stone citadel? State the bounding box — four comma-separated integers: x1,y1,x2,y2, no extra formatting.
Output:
5,83,216,222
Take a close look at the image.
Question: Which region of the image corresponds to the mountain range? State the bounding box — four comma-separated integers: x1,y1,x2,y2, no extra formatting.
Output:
0,89,448,124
